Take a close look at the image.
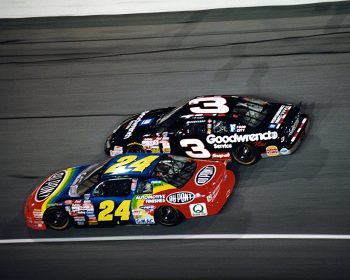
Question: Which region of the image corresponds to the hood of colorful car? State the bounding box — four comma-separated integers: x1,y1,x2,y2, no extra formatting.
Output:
26,165,88,213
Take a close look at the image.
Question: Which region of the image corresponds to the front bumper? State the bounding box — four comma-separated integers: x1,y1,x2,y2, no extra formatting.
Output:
24,202,46,230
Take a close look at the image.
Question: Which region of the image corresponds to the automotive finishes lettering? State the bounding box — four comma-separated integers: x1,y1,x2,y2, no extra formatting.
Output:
36,171,66,202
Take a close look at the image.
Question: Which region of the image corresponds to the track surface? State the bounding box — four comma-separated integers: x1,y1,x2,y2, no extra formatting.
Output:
1,2,350,279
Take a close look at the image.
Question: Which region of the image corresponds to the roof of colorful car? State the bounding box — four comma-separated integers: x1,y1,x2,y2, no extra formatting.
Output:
102,153,162,179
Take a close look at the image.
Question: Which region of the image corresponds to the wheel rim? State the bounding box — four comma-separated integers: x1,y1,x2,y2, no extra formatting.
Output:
45,208,69,229
127,145,144,153
235,144,255,163
158,206,178,225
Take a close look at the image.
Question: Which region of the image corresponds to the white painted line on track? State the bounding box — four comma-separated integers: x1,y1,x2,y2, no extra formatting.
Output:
1,234,350,244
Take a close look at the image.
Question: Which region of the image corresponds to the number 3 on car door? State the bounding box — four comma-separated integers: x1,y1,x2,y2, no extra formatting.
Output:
180,139,211,158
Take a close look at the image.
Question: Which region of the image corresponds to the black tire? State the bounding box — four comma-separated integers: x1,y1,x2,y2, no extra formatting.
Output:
155,206,183,226
43,207,70,230
126,143,145,153
232,143,259,165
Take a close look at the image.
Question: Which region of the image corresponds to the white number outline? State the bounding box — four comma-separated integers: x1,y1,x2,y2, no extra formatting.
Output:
180,139,211,159
188,97,229,114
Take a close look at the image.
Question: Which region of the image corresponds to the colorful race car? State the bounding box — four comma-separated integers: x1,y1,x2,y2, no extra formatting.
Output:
105,95,309,165
25,153,235,230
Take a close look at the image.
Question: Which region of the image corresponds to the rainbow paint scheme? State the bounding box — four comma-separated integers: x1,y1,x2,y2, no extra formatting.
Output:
25,153,235,230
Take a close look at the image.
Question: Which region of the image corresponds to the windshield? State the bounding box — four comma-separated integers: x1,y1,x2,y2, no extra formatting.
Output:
157,97,192,128
69,159,110,197
157,106,180,125
151,155,197,188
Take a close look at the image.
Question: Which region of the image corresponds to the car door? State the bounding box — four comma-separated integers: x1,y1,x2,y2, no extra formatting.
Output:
90,178,135,225
174,117,212,159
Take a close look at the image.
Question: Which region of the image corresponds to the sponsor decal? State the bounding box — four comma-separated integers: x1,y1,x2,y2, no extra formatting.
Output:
142,136,171,153
139,205,156,211
270,105,292,129
280,148,289,155
288,117,300,137
132,207,155,225
211,185,220,202
187,119,206,124
207,185,220,203
33,210,43,219
135,218,155,225
195,165,216,186
190,203,208,217
207,131,278,148
124,111,149,139
211,152,231,159
110,146,123,156
36,171,66,202
136,194,165,204
166,192,195,205
230,124,236,132
266,146,279,157
73,215,86,222
254,141,267,147
139,118,154,126
268,123,277,129
70,199,95,216
229,124,246,133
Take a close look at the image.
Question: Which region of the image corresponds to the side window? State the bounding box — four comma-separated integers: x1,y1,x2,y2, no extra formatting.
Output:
93,178,131,197
136,180,153,194
212,120,229,134
184,120,207,135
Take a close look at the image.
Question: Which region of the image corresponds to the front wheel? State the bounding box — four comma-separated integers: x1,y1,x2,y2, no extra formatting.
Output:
126,143,145,153
155,206,183,226
232,144,259,165
43,207,70,230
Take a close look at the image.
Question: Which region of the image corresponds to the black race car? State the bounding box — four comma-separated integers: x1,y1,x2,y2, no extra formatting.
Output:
105,96,309,165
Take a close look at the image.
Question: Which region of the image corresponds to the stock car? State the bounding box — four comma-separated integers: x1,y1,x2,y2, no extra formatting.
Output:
25,153,235,230
105,95,309,165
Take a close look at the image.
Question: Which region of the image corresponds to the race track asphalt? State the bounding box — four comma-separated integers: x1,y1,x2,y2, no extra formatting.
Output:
0,2,350,279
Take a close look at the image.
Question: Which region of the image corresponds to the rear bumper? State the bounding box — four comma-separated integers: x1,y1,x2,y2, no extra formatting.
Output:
261,114,309,157
206,169,235,216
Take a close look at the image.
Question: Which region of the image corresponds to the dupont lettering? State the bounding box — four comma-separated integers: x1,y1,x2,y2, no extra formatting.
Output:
166,192,195,205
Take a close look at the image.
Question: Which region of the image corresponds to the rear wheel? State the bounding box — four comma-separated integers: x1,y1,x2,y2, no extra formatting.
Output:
126,143,145,153
232,143,259,165
155,206,183,226
43,207,70,230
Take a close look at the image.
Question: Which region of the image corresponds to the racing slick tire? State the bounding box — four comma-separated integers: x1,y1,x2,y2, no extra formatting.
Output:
43,206,70,230
126,143,145,153
155,206,183,226
232,143,259,165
